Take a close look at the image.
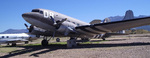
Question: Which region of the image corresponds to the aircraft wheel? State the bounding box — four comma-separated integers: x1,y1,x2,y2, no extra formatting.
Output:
81,38,89,41
7,43,10,45
25,41,29,44
12,43,16,46
56,38,60,42
102,37,106,40
41,39,48,46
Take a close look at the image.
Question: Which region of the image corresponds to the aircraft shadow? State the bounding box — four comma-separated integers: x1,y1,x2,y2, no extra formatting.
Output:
1,42,150,58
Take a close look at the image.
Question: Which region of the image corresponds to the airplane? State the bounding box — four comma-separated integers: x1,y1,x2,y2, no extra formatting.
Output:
0,33,39,46
22,8,150,48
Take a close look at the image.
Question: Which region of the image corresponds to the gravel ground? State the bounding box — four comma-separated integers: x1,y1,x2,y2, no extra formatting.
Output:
1,34,150,58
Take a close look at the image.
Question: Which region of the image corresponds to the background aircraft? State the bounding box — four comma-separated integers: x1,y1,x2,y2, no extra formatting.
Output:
0,33,39,46
22,8,150,48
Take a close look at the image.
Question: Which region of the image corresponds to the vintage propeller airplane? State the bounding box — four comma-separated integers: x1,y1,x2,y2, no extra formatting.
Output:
22,9,150,48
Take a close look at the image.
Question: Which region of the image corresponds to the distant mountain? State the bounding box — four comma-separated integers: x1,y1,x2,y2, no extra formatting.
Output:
108,15,150,31
108,15,149,22
108,16,124,22
0,29,28,34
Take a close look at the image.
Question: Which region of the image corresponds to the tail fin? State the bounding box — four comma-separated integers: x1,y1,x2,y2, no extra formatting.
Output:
123,10,134,20
119,10,134,34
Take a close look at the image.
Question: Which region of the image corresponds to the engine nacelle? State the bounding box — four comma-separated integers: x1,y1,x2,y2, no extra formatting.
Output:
29,26,49,35
57,25,71,36
56,21,77,36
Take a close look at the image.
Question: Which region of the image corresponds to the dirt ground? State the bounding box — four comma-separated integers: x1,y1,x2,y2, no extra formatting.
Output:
1,34,150,58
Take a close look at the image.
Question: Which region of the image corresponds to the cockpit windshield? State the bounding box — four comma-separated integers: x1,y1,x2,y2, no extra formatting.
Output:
32,9,43,14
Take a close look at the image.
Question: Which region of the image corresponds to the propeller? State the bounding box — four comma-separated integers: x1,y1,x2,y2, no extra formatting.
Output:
49,16,68,39
50,16,67,27
24,23,34,33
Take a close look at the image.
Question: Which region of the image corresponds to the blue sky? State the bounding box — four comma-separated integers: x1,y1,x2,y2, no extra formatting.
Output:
0,0,150,32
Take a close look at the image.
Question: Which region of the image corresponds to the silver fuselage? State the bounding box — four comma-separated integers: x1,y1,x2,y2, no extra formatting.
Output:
22,9,92,38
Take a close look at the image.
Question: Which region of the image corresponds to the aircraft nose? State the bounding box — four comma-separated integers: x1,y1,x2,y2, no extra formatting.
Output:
22,13,32,18
22,12,42,19
22,12,41,21
22,12,40,24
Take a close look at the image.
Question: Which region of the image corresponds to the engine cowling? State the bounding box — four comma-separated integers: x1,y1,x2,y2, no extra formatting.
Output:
29,26,50,35
57,25,71,36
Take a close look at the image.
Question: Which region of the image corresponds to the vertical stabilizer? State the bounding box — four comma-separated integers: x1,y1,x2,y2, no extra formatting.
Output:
119,10,134,34
123,10,134,20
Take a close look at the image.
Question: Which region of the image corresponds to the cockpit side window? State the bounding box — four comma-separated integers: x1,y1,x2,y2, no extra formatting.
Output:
32,9,43,14
40,11,43,14
32,9,40,12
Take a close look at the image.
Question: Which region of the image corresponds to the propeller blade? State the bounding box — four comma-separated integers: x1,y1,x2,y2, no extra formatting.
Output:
29,25,34,33
24,23,29,30
50,16,56,25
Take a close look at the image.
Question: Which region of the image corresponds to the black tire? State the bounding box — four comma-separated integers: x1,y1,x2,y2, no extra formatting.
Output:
81,38,89,41
25,41,29,44
41,39,48,46
12,43,16,46
56,38,60,42
102,37,106,40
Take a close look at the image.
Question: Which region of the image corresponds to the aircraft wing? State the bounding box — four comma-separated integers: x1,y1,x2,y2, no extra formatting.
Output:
75,17,150,35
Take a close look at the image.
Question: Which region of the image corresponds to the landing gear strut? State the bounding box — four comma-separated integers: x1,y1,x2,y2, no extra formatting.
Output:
67,37,77,48
41,36,51,46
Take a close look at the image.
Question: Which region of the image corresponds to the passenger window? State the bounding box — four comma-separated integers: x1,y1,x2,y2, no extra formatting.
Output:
6,36,9,38
2,36,4,38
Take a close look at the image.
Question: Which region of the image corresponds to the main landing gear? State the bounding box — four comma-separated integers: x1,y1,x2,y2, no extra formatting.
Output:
41,36,61,46
41,36,77,48
41,36,50,46
11,43,16,46
56,38,60,42
6,43,16,46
